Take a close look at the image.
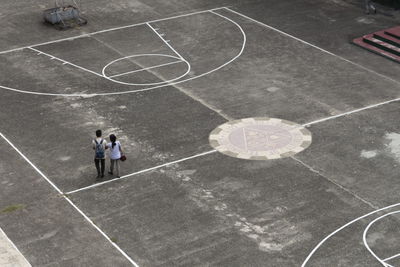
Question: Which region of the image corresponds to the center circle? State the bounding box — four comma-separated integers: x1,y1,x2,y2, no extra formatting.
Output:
209,117,312,160
102,54,191,86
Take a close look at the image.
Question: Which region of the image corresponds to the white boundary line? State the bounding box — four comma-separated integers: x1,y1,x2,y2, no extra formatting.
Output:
0,132,139,267
0,9,246,96
109,60,183,78
301,202,400,266
0,227,32,267
302,96,400,127
146,23,185,60
0,7,227,56
224,7,400,87
28,47,104,78
363,210,400,267
66,150,217,195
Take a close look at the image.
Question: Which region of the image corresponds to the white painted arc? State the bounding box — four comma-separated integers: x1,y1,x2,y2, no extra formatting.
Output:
0,132,139,267
0,9,246,96
301,202,400,267
363,210,400,267
0,7,228,56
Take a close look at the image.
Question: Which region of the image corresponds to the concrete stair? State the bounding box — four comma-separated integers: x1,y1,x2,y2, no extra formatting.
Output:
353,26,400,63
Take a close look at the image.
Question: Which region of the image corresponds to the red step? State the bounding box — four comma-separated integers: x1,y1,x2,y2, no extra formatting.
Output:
373,31,400,48
353,36,400,62
385,26,400,40
362,34,400,56
353,26,400,63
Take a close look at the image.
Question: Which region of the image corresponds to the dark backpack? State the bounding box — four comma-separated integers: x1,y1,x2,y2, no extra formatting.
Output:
94,139,105,158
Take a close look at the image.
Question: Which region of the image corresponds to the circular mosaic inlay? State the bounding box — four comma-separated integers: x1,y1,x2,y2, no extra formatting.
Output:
209,117,312,160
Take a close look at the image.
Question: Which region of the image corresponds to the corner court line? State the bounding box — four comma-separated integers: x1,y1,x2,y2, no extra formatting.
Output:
0,7,227,56
0,227,31,267
0,132,139,267
28,47,104,78
109,60,183,78
224,7,400,87
66,150,217,195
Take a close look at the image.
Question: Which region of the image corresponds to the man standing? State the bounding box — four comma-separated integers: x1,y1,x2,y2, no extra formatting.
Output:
92,129,107,179
365,0,376,14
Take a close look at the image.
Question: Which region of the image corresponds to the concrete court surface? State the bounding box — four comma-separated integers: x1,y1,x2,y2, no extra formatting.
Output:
1,0,400,266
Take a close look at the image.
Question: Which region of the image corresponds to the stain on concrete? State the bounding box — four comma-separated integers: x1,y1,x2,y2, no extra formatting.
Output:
360,150,378,159
59,156,71,161
356,17,375,24
267,86,280,92
385,132,400,161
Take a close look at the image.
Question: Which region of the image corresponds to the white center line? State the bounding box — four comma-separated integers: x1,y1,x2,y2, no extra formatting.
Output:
66,150,217,195
109,60,183,78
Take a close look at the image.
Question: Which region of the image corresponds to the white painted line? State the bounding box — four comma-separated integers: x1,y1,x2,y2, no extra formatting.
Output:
0,9,245,96
0,132,63,195
223,7,400,87
28,47,104,78
66,150,217,195
0,132,139,267
102,53,191,86
384,252,400,262
0,7,227,56
147,23,185,60
363,210,400,266
301,202,400,267
303,97,400,127
0,227,31,267
109,60,183,78
62,196,139,267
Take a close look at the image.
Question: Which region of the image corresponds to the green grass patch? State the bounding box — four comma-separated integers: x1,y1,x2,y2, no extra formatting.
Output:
1,204,25,213
110,237,118,243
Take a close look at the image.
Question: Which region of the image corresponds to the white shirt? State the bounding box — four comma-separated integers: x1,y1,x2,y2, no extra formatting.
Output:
108,141,121,160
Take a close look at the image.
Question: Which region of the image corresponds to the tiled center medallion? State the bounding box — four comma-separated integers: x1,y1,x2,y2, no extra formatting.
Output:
209,117,312,160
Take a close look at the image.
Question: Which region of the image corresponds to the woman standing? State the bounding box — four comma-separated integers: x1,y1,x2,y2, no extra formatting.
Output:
108,134,123,178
